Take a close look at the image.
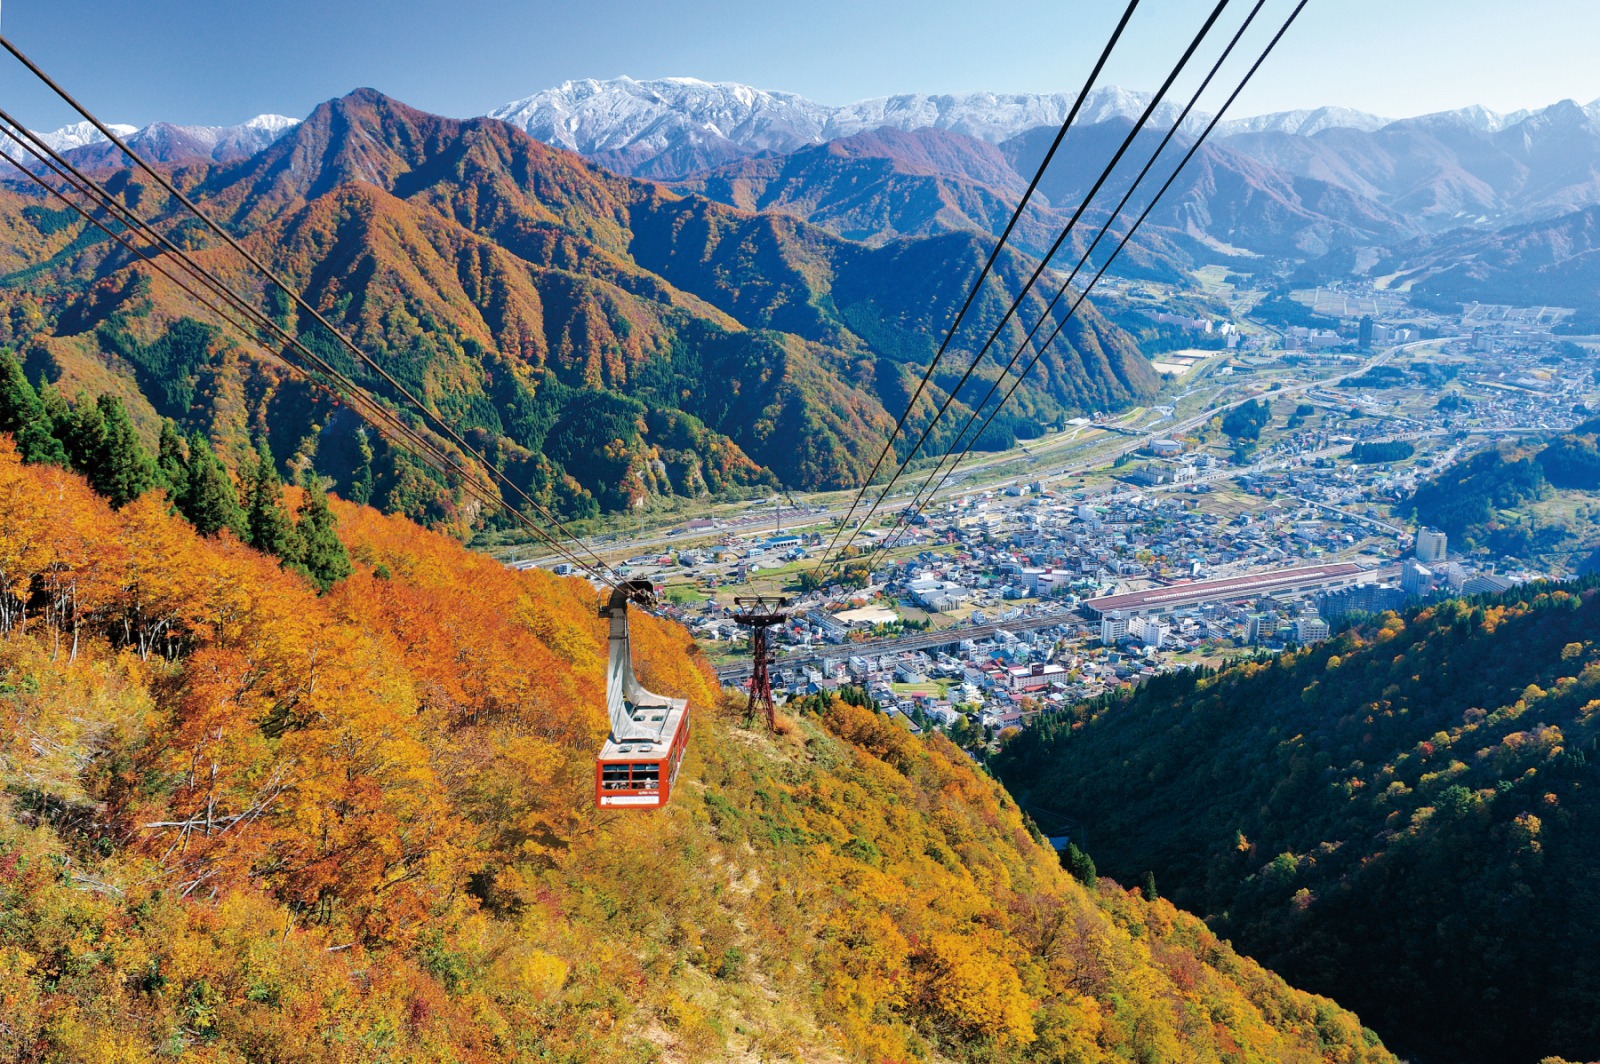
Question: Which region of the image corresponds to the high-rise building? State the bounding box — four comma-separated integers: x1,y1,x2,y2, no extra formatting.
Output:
1358,315,1374,350
1401,559,1436,598
1416,527,1448,564
1100,613,1128,645
1318,582,1406,621
1130,616,1171,649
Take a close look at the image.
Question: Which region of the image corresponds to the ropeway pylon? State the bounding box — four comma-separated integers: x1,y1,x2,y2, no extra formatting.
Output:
732,595,788,730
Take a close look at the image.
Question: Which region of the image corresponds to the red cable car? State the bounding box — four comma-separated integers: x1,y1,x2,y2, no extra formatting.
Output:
594,581,690,809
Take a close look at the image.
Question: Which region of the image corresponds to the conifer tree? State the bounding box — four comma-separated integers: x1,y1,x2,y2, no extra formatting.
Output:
156,419,189,499
89,395,159,508
0,352,66,466
350,427,375,505
179,435,246,538
295,478,352,592
246,440,301,561
1063,843,1097,889
60,392,106,474
38,377,70,445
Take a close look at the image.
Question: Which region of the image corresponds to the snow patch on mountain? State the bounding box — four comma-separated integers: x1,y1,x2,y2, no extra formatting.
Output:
490,77,832,157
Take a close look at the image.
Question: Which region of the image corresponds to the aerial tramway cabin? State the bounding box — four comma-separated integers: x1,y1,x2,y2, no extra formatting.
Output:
594,581,690,809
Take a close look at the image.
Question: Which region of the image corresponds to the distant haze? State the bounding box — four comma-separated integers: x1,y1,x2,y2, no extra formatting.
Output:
2,0,1596,131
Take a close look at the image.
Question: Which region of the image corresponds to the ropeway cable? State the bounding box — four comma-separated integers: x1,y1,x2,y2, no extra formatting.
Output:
0,33,623,586
861,0,1314,567
879,0,1273,539
814,0,1145,571
0,117,621,586
816,0,1235,574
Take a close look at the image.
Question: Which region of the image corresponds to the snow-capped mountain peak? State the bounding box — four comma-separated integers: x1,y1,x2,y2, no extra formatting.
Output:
36,120,140,154
12,114,302,166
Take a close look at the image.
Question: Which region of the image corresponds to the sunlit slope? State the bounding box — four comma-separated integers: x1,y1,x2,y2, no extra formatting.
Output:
0,439,1388,1062
0,89,1157,523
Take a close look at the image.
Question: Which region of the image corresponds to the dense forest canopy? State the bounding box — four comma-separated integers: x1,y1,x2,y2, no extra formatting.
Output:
995,583,1600,1064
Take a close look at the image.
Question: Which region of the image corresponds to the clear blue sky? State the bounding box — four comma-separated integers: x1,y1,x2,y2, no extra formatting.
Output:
3,0,1597,130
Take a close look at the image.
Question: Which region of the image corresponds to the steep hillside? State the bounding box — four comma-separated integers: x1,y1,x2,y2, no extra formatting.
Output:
995,584,1600,1064
670,126,1192,278
0,436,1399,1062
0,90,1156,524
1374,204,1600,313
1002,121,1420,261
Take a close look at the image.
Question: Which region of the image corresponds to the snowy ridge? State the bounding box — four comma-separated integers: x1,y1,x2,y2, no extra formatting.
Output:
5,114,301,165
37,120,140,153
489,77,832,157
491,78,1600,176
488,80,1205,162
1212,105,1391,137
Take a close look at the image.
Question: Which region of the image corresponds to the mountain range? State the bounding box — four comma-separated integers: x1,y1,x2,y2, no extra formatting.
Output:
7,77,1600,529
22,80,1600,300
480,79,1600,298
0,89,1155,523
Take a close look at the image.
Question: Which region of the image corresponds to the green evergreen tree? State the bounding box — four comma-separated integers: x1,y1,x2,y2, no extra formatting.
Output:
178,435,246,538
1063,843,1098,889
88,395,158,508
1142,870,1160,902
156,419,189,499
59,392,106,474
295,478,352,592
0,352,66,466
349,427,375,505
38,377,70,437
246,440,301,561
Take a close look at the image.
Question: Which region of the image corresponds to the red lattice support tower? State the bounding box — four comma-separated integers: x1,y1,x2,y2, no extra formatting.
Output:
732,595,788,730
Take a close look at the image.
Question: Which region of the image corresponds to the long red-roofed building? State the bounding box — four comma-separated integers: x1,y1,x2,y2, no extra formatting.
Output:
1083,562,1371,618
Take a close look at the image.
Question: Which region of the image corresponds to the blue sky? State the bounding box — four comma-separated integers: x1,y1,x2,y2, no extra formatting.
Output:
4,0,1597,129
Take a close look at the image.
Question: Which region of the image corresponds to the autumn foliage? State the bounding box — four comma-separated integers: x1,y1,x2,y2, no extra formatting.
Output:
0,437,1392,1062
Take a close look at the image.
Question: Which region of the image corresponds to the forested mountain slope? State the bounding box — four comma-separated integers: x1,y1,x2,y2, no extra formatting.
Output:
0,434,1397,1063
0,89,1156,525
995,584,1600,1064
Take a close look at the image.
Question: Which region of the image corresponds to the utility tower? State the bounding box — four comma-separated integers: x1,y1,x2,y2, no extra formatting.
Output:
732,594,789,730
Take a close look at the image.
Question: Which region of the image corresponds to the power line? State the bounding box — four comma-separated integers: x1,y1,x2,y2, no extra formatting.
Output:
814,0,1144,571
0,33,622,585
0,117,617,584
863,0,1313,567
880,0,1272,538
